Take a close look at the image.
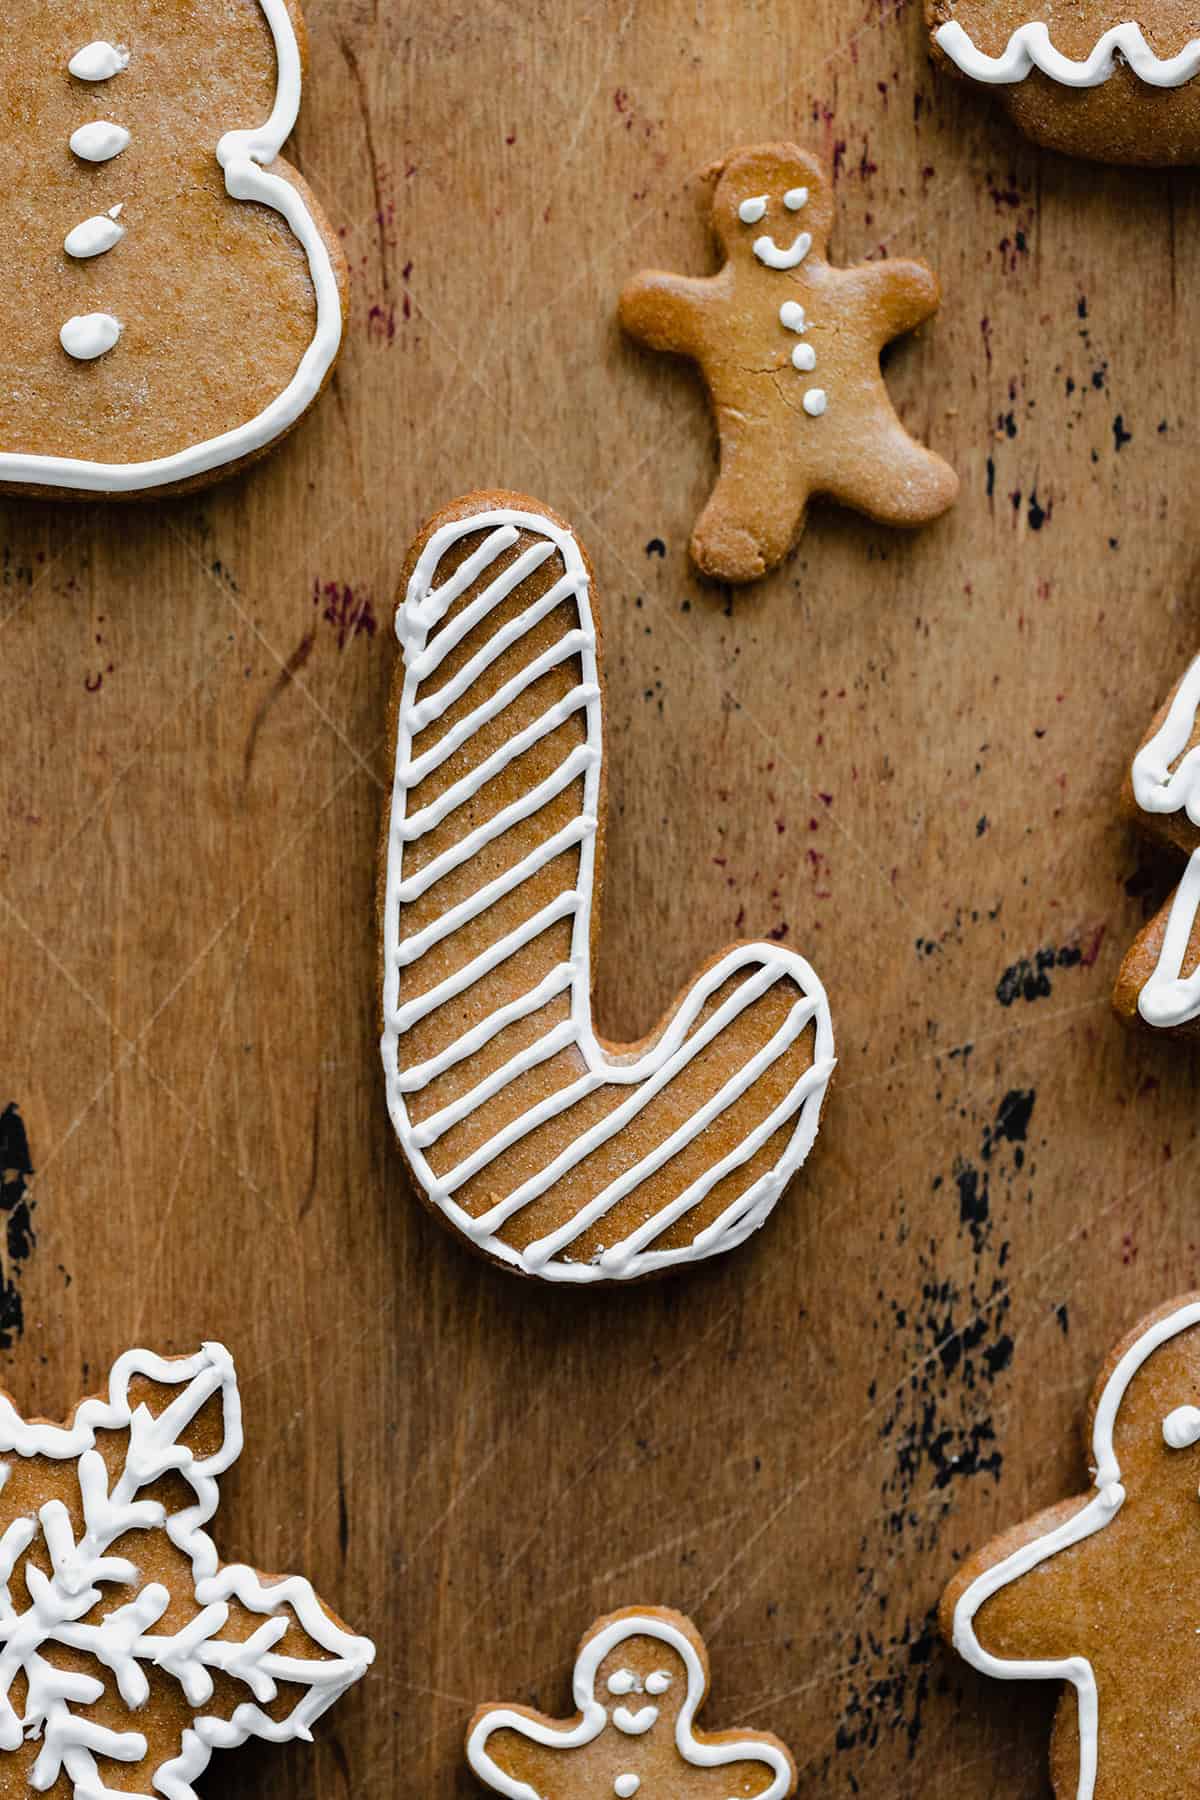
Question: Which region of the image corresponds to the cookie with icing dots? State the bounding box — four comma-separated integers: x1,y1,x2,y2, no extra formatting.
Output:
0,1341,374,1798
928,4,1200,164
618,143,958,585
940,1295,1200,1800
0,0,348,497
379,491,836,1283
467,1608,796,1800
1113,652,1200,1032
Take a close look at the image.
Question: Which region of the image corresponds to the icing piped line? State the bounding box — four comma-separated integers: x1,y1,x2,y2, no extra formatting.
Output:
381,506,835,1282
3,0,341,492
1130,653,1200,1026
951,1299,1200,1800
936,18,1200,89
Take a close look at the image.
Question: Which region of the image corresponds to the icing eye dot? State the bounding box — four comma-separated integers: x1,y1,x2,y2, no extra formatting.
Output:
738,195,768,225
614,1779,640,1798
645,1669,671,1694
1164,1405,1200,1449
792,344,817,372
784,187,809,210
779,301,807,333
803,388,828,418
607,1668,637,1696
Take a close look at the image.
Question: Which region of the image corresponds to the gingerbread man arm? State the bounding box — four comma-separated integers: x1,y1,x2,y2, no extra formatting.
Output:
855,257,942,340
941,1492,1098,1667
619,270,714,357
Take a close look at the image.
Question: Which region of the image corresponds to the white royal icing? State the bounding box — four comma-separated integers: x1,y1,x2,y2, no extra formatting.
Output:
0,1343,374,1800
950,1299,1200,1800
608,1669,638,1695
614,1778,640,1798
466,1613,793,1800
613,1704,658,1735
802,388,827,417
791,344,816,372
60,312,122,360
742,205,826,412
645,1670,672,1695
738,195,768,224
784,187,808,210
68,40,130,81
64,206,125,260
936,18,1200,88
1129,654,1200,1027
69,120,130,162
753,229,812,271
381,507,835,1283
3,0,342,492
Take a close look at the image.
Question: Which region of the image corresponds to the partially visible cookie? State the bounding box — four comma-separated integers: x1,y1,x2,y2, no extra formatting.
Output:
467,1608,796,1800
940,1295,1200,1799
0,1342,374,1798
1113,653,1200,1033
927,4,1200,165
618,143,958,585
379,491,836,1283
0,0,348,497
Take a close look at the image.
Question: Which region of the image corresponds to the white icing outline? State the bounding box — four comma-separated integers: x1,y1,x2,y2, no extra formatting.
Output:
950,1299,1200,1800
466,1613,793,1800
381,506,835,1283
0,1343,374,1799
936,18,1200,89
1130,654,1200,1027
3,0,341,493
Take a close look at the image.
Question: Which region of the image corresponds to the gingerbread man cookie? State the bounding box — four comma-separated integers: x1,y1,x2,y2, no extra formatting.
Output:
928,4,1200,165
379,491,836,1283
0,0,347,497
467,1608,796,1800
0,1341,373,1798
940,1295,1200,1800
618,144,958,585
1113,652,1200,1032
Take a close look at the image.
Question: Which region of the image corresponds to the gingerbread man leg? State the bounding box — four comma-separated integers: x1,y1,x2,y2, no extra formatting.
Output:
690,417,809,584
832,414,959,529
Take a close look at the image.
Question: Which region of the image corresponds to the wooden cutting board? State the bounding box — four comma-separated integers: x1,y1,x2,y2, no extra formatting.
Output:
3,1,1198,1793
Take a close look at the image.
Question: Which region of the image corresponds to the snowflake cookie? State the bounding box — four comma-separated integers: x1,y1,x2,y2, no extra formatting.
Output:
0,1342,374,1798
1113,651,1200,1032
380,491,836,1283
940,1296,1200,1797
618,143,958,584
467,1608,795,1800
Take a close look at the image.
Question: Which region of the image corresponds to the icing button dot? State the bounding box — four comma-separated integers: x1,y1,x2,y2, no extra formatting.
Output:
791,344,817,373
1164,1405,1200,1449
802,388,828,418
60,313,122,361
68,40,130,81
614,1779,640,1798
70,120,131,163
779,301,806,333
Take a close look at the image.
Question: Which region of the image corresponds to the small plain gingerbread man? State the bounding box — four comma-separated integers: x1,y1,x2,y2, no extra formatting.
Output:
619,143,959,585
467,1608,795,1800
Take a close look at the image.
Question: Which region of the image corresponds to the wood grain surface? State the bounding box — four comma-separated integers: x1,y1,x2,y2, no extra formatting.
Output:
2,1,1198,1794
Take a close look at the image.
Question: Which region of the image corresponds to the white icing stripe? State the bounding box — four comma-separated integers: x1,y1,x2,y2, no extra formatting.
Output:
1129,654,1200,1026
0,1345,373,1800
936,19,1200,89
467,1614,793,1800
951,1300,1200,1800
381,505,835,1282
5,0,341,493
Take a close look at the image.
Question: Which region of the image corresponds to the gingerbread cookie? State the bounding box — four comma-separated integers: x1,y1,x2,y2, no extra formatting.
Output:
1112,652,1200,1032
0,0,347,497
618,143,958,585
928,4,1200,165
0,1341,374,1797
379,491,836,1282
940,1295,1200,1799
467,1608,796,1800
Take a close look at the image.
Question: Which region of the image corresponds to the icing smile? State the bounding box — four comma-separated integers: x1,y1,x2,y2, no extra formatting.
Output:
937,19,1200,89
752,229,812,270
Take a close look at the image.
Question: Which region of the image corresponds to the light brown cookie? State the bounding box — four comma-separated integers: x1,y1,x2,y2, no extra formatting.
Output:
940,1295,1200,1799
378,491,836,1283
466,1608,796,1800
927,3,1200,165
0,1342,373,1798
0,0,348,498
1112,653,1200,1033
618,142,958,585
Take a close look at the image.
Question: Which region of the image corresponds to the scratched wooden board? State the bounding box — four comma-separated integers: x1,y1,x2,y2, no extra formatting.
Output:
2,0,1199,1794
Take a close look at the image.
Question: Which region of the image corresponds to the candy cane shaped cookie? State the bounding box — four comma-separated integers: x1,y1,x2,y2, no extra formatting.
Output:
380,492,835,1283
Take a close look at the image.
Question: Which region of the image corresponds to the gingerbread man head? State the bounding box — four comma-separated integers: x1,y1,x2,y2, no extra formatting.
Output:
706,145,834,271
942,1296,1200,1798
468,1607,795,1800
